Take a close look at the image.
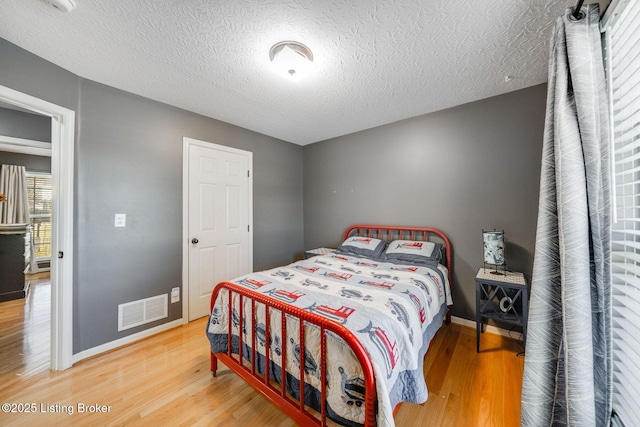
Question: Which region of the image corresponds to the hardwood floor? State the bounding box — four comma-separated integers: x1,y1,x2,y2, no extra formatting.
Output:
0,291,524,426
396,324,524,427
0,273,51,376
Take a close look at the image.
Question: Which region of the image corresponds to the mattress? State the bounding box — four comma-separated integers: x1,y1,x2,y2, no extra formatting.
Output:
207,252,451,427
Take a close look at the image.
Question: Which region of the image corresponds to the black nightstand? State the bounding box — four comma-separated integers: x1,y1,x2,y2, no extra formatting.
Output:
475,268,528,353
303,247,335,259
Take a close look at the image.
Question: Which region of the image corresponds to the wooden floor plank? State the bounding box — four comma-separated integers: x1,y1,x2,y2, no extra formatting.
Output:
0,281,524,426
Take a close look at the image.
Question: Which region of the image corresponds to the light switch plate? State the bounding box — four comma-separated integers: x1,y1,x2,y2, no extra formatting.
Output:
171,287,180,303
114,213,126,227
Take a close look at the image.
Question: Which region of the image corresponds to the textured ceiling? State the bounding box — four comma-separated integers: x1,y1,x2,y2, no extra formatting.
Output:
0,0,607,145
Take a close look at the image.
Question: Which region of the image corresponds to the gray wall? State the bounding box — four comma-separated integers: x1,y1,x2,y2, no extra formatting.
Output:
0,152,51,173
75,80,303,350
0,105,52,173
303,84,546,321
0,37,304,353
0,38,80,112
0,106,52,142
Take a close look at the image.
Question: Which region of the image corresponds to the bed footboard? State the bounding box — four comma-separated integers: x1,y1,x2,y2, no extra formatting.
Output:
209,281,377,427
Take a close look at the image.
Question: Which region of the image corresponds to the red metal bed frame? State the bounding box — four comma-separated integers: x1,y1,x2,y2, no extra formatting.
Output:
209,224,453,427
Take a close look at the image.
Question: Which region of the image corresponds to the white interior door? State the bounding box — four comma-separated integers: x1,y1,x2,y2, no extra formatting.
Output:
186,139,252,321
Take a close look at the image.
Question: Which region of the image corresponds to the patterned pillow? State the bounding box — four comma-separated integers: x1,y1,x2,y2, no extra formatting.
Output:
383,240,443,265
336,236,387,258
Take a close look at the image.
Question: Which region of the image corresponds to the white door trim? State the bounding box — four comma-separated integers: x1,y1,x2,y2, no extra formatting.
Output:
0,84,75,371
0,135,52,157
182,137,253,324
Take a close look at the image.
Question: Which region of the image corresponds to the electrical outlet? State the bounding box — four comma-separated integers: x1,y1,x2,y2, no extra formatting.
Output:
114,213,126,227
171,287,180,303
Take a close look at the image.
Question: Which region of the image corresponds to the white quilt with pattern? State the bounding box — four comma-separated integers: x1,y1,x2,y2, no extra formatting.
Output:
207,252,451,427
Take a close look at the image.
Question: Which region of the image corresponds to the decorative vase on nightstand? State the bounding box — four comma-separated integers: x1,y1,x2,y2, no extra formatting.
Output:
482,229,505,275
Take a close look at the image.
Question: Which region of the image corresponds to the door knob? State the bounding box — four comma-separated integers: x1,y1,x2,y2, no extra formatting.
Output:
191,238,199,244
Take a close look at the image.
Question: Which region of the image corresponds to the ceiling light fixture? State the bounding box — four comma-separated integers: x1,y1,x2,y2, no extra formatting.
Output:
44,0,77,12
269,41,313,82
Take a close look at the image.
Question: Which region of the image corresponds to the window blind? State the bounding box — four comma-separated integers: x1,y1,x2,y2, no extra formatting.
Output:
608,0,640,425
25,173,52,259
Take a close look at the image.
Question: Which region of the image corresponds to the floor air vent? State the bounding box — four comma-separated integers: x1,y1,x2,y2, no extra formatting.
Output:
118,294,168,331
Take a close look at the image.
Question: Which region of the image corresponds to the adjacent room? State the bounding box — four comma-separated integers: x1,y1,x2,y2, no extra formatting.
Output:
0,0,637,426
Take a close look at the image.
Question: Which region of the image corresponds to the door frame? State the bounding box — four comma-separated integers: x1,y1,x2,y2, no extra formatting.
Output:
0,84,75,371
181,137,253,324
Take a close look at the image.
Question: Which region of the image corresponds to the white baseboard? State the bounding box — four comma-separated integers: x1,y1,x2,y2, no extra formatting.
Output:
450,315,521,339
71,319,183,364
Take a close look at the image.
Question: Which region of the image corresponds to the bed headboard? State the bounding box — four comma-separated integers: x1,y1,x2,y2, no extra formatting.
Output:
343,224,453,280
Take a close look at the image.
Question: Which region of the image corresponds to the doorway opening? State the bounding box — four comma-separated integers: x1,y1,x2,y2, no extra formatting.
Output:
0,84,75,371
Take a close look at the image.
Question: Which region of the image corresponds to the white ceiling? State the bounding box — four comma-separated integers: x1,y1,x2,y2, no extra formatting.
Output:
0,0,607,145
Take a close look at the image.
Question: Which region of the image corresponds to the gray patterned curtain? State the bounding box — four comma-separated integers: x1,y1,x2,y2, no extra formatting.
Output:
521,5,611,427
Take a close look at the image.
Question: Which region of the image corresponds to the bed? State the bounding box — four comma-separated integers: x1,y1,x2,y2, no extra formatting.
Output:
206,224,453,427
